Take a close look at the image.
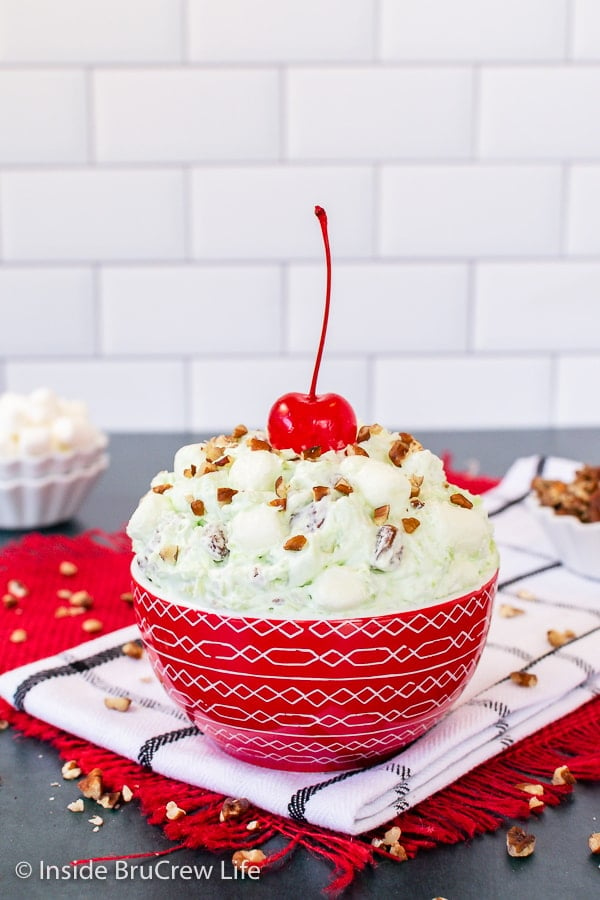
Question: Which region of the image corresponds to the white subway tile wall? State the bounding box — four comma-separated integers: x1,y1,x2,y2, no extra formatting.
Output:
0,0,598,433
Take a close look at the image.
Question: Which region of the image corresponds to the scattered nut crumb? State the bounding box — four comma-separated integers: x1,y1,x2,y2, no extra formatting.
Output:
589,832,600,854
59,561,78,576
2,593,18,609
120,592,133,604
88,815,103,827
7,579,28,598
165,800,186,821
121,641,143,659
69,590,94,609
231,849,266,871
246,820,260,831
67,799,85,813
9,628,27,643
515,783,544,796
547,629,576,649
528,797,545,810
78,768,103,800
552,765,576,786
121,785,134,803
82,618,103,634
499,604,525,618
383,826,401,845
104,696,131,712
98,791,121,809
56,588,72,600
0,720,10,731
61,760,82,780
388,843,408,860
219,796,250,822
506,824,536,857
510,671,538,687
516,589,537,601
345,443,368,458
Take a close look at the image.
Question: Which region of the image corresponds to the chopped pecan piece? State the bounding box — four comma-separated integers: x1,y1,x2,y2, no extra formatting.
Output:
388,433,421,467
81,619,103,634
231,424,248,439
515,783,544,796
67,799,85,813
589,832,600,854
547,629,576,648
302,446,322,460
61,760,82,780
552,765,576,786
373,504,390,526
7,579,28,598
402,517,420,534
356,425,371,443
152,483,172,495
9,628,27,643
200,462,218,475
510,671,538,687
506,825,536,857
247,437,272,452
409,475,423,499
98,792,121,809
59,561,78,576
165,800,186,821
217,487,238,505
159,545,179,563
190,498,205,516
283,535,307,551
269,497,287,510
450,493,473,509
205,444,226,462
2,593,18,609
334,477,353,495
231,849,266,871
69,590,93,609
122,641,143,659
275,476,287,498
219,796,250,822
499,604,525,618
104,696,131,712
346,443,369,457
183,464,197,478
312,485,330,502
78,768,103,800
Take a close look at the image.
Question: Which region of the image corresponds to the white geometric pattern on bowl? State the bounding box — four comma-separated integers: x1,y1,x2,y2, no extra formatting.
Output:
134,571,497,771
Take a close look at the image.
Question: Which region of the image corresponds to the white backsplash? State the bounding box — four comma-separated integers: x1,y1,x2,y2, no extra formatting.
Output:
0,0,598,433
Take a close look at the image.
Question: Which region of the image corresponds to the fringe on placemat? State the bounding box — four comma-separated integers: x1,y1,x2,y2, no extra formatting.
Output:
2,693,599,896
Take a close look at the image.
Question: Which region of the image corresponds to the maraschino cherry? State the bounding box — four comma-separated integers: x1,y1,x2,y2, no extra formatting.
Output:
267,206,357,453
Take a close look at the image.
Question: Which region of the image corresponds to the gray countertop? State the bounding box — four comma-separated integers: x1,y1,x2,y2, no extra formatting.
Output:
1,430,599,900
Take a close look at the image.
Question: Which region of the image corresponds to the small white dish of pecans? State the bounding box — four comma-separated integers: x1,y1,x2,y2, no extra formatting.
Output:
528,464,600,580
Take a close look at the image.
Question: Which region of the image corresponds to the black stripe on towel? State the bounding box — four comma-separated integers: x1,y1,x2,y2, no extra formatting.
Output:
13,644,130,711
137,725,201,768
288,769,360,823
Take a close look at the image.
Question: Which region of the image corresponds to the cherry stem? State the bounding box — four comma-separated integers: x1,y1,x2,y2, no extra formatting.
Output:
309,205,332,401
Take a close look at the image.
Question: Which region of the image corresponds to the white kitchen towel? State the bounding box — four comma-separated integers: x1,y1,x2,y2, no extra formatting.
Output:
1,456,599,836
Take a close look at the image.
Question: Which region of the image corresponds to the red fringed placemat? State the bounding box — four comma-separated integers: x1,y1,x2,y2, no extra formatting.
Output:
1,470,599,895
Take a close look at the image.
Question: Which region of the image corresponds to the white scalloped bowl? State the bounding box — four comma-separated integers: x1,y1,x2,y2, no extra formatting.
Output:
0,452,109,530
0,433,108,481
526,495,600,580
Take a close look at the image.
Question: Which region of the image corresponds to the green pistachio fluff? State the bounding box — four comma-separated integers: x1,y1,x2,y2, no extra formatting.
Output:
127,426,498,618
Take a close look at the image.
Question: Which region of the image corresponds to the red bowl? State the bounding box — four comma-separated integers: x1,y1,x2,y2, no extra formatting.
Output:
133,563,498,772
